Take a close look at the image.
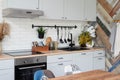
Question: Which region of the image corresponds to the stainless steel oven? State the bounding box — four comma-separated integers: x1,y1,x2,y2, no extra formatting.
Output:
15,56,47,80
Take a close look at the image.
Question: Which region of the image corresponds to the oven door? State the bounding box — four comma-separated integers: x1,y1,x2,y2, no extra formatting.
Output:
15,62,46,80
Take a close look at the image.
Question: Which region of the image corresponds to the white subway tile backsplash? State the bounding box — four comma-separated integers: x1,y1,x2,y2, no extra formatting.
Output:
2,18,86,51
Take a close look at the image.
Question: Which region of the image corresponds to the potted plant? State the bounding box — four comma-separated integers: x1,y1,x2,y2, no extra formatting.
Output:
37,27,46,39
78,25,96,48
78,31,92,47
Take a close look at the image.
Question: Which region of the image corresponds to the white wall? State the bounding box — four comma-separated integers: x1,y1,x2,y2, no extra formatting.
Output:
0,0,3,22
2,18,86,51
0,0,86,51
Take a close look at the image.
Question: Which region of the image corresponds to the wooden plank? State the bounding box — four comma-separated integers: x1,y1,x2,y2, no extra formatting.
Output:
97,3,113,24
97,17,111,37
111,0,118,6
112,65,120,74
112,53,120,64
96,25,111,50
97,0,112,13
105,58,112,69
110,0,120,17
114,20,120,22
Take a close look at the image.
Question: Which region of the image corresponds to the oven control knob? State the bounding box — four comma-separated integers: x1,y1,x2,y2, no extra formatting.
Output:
36,59,39,62
23,61,27,63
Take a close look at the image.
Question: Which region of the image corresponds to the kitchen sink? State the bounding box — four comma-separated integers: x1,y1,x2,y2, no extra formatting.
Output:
58,46,90,51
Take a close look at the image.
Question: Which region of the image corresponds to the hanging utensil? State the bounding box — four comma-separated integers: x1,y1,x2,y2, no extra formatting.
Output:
67,27,71,42
64,28,67,43
57,27,59,41
59,27,64,43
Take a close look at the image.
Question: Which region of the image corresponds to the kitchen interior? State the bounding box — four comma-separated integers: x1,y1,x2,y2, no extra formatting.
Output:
0,0,120,80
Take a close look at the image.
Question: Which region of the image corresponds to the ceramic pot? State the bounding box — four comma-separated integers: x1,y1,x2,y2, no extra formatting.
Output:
80,44,86,47
38,33,44,39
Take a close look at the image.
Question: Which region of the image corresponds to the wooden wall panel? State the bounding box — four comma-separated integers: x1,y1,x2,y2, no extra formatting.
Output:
96,25,111,50
110,0,120,17
97,0,112,13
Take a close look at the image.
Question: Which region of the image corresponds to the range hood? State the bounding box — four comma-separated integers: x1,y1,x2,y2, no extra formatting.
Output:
2,8,44,18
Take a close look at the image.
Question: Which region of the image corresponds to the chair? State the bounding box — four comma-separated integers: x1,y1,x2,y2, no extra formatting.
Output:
43,70,55,78
34,70,55,80
34,70,44,80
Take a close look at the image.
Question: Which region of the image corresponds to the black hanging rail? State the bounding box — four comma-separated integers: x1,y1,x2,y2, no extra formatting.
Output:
32,24,77,29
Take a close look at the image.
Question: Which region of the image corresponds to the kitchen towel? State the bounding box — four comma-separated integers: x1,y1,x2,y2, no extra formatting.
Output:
64,65,72,75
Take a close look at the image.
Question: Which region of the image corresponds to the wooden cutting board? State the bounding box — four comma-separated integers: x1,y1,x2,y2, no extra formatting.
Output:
46,37,52,46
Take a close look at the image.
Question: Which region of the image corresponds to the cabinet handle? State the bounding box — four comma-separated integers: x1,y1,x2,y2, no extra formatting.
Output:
65,17,67,19
98,53,102,55
36,8,39,9
58,57,64,59
58,63,63,65
98,58,103,60
81,53,86,55
61,17,64,19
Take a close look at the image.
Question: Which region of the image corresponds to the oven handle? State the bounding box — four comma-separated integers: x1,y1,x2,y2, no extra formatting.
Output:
18,64,46,70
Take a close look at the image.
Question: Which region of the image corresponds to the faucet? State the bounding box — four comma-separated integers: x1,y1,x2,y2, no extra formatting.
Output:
69,33,75,47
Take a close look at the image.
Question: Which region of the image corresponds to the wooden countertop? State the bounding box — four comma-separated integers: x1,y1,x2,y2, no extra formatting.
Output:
48,70,120,80
0,47,104,59
13,48,104,59
0,54,14,60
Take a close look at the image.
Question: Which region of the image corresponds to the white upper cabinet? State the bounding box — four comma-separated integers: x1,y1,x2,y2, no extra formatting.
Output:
3,0,96,20
84,0,96,21
41,0,96,21
41,0,84,20
64,0,84,20
3,0,39,10
40,0,63,19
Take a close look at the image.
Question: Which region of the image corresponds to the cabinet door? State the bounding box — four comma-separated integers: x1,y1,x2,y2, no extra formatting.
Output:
93,57,105,70
84,0,96,21
64,0,84,20
6,0,39,9
0,59,14,69
41,0,63,19
73,52,93,72
0,69,14,80
47,54,72,63
47,61,72,77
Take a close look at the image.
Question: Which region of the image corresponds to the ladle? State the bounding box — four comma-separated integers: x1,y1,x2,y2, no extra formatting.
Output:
59,27,64,43
64,28,67,43
67,27,71,42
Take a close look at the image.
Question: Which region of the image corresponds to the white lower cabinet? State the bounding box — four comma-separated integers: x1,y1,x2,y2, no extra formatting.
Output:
47,61,72,77
72,52,93,72
47,54,72,77
93,57,105,70
93,50,105,70
0,59,14,80
47,50,105,77
0,69,14,80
